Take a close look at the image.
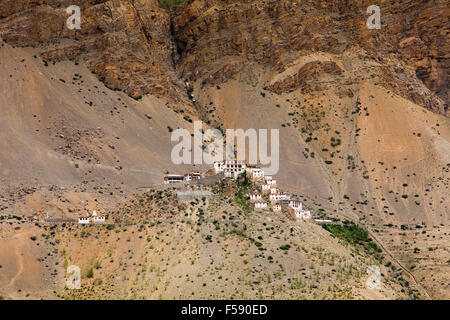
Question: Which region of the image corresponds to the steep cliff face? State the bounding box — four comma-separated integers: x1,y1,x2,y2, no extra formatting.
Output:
1,0,447,112
172,0,448,115
0,0,186,101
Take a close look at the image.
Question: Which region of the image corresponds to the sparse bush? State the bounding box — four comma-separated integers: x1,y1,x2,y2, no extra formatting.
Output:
86,268,94,278
159,0,188,9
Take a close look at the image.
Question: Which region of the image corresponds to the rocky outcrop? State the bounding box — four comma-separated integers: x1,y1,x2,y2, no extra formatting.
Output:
0,0,186,101
0,0,448,114
267,61,344,94
172,0,448,115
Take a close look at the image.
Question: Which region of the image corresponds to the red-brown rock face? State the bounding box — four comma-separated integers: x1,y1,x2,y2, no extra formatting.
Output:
0,0,448,115
0,0,185,101
172,0,448,115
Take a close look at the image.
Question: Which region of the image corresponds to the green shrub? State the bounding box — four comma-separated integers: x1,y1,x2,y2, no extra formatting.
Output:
159,0,188,9
86,268,94,278
322,222,383,261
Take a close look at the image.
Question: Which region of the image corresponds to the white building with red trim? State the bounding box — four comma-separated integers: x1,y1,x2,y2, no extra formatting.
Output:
164,174,185,184
296,210,311,220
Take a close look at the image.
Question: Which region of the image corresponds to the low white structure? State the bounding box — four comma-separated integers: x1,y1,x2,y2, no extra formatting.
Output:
296,210,311,220
261,184,271,191
273,203,282,212
266,179,277,185
254,202,267,210
164,174,185,184
270,187,278,194
250,194,262,201
315,219,333,223
93,217,106,223
289,200,303,211
78,217,90,224
164,172,201,184
270,193,290,201
288,200,311,220
249,167,264,178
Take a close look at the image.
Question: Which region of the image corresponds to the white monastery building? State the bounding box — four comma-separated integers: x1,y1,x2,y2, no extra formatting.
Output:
254,202,268,210
248,167,265,178
289,200,303,211
214,160,246,178
273,204,282,212
78,217,90,224
270,193,290,201
250,194,262,201
296,210,312,220
164,174,185,184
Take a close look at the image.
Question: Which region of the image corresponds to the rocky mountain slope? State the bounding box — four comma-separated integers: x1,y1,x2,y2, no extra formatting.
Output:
0,0,448,299
0,181,427,300
173,0,448,115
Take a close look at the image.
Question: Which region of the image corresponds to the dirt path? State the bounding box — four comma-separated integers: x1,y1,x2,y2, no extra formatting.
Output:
6,243,25,288
299,200,433,300
0,227,35,298
365,229,432,300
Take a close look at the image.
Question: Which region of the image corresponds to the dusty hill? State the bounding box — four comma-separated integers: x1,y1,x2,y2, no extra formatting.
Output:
0,40,209,217
0,0,185,101
0,0,448,300
0,179,428,300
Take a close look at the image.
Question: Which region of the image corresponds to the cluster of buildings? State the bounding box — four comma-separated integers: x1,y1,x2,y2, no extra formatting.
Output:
249,174,311,220
163,160,312,221
213,160,311,220
78,211,106,224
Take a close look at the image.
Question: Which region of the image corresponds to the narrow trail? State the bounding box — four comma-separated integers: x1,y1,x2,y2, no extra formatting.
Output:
3,229,31,290
365,229,432,300
7,243,25,288
288,194,434,300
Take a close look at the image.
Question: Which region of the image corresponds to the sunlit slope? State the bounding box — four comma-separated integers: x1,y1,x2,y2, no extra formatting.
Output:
355,82,449,225
193,65,449,226
0,41,194,191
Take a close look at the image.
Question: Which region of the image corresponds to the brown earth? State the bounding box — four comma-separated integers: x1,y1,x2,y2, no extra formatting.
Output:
0,0,448,300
